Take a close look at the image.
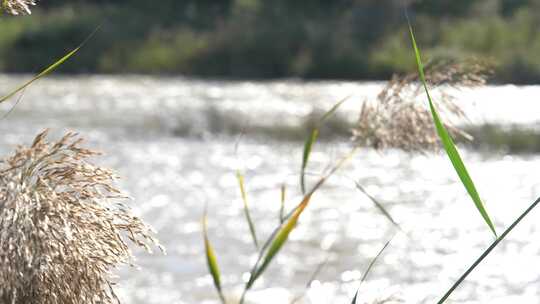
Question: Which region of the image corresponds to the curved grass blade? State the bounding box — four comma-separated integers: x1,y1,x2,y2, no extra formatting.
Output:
320,96,349,123
238,148,358,304
2,87,26,119
438,196,540,303
358,237,393,286
236,170,259,250
301,129,319,194
245,147,358,293
280,183,286,223
350,237,394,304
0,25,101,105
202,206,227,304
290,254,330,304
353,180,404,234
408,24,497,238
248,193,312,289
300,97,349,194
351,291,357,304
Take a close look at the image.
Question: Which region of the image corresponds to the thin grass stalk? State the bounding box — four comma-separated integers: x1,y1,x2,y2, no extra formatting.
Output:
437,196,540,303
0,25,101,105
352,180,404,234
350,237,393,304
289,255,330,304
280,184,286,223
2,88,26,119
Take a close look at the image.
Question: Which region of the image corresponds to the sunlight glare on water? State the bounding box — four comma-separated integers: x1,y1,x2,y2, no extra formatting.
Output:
0,75,538,303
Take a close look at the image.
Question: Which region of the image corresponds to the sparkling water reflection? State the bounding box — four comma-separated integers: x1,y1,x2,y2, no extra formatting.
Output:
0,75,538,303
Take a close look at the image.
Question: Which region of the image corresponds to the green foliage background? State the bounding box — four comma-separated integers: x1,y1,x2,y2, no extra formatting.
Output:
2,0,540,83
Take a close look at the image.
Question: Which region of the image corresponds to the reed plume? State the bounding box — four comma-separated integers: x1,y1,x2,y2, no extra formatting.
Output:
1,0,36,15
0,130,161,304
353,60,490,151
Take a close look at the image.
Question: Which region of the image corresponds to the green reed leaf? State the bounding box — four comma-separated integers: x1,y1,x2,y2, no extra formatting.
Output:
280,184,286,223
408,24,497,238
321,97,348,123
237,170,259,250
246,147,358,292
300,97,348,194
248,194,312,289
202,208,226,304
0,25,101,105
300,129,319,194
353,180,404,233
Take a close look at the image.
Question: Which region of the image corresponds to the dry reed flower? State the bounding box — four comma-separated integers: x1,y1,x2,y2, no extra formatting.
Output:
1,0,36,15
352,60,490,151
0,130,162,304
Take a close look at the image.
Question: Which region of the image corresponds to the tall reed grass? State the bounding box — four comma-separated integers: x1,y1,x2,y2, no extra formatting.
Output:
408,22,540,304
2,2,539,303
202,20,540,304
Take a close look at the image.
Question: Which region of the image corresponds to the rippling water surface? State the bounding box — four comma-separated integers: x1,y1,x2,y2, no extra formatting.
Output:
0,75,539,303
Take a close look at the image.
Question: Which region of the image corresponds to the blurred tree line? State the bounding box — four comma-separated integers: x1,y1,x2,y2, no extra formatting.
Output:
1,0,540,83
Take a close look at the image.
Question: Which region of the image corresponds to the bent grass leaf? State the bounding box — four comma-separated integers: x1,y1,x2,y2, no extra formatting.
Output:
320,96,348,123
408,24,497,238
353,180,404,234
237,170,259,250
351,237,393,304
300,129,319,194
300,97,349,194
351,292,357,304
247,147,357,291
290,254,330,304
202,208,226,304
2,88,26,119
0,25,101,105
248,194,312,288
280,183,286,223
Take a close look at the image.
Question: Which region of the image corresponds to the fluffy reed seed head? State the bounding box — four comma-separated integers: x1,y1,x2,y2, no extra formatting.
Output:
1,0,36,15
0,130,162,304
352,60,490,151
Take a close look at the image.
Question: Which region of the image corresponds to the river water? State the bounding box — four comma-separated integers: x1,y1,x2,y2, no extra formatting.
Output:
0,75,539,304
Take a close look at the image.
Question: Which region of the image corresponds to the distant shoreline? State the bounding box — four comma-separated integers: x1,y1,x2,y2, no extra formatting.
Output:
0,73,536,86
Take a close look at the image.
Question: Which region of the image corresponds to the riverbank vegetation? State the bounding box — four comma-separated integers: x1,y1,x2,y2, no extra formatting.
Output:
2,0,540,83
200,26,540,304
2,1,540,303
